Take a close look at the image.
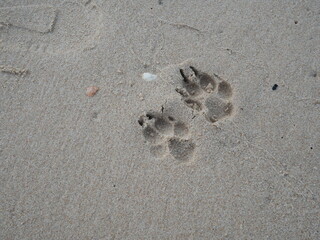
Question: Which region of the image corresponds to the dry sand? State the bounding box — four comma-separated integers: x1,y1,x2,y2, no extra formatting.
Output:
1,0,319,239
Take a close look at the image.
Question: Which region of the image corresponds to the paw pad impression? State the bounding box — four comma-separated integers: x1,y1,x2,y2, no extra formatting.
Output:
176,66,234,123
138,112,195,162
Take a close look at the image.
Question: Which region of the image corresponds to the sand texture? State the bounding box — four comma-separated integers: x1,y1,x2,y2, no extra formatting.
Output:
1,0,319,239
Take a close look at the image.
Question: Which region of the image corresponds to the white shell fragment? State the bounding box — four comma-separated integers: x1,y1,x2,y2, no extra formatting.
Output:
142,72,157,81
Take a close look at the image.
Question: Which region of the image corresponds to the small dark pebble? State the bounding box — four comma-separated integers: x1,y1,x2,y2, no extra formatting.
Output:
272,84,278,90
310,147,313,150
92,112,98,119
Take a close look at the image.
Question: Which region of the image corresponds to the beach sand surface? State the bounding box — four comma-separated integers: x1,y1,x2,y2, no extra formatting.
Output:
1,0,319,239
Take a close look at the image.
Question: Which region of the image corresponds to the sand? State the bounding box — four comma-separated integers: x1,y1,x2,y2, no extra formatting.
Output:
1,0,319,239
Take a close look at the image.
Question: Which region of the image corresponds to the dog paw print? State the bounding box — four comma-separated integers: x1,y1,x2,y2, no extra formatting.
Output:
138,112,195,162
176,66,234,123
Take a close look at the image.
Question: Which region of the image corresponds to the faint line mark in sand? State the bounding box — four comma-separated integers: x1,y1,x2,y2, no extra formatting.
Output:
0,65,28,76
138,111,196,163
157,18,204,33
0,0,103,54
0,5,57,33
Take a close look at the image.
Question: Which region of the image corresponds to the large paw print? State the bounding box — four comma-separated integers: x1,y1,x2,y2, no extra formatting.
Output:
138,112,195,162
176,66,234,123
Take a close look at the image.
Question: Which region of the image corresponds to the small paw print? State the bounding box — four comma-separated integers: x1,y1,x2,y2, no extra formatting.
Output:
138,112,195,162
176,66,234,123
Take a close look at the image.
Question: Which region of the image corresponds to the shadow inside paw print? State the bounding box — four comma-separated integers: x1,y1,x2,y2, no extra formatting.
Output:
176,66,234,123
138,112,195,162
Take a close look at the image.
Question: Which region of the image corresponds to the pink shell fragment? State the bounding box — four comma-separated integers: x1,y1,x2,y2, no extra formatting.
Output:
86,86,99,97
